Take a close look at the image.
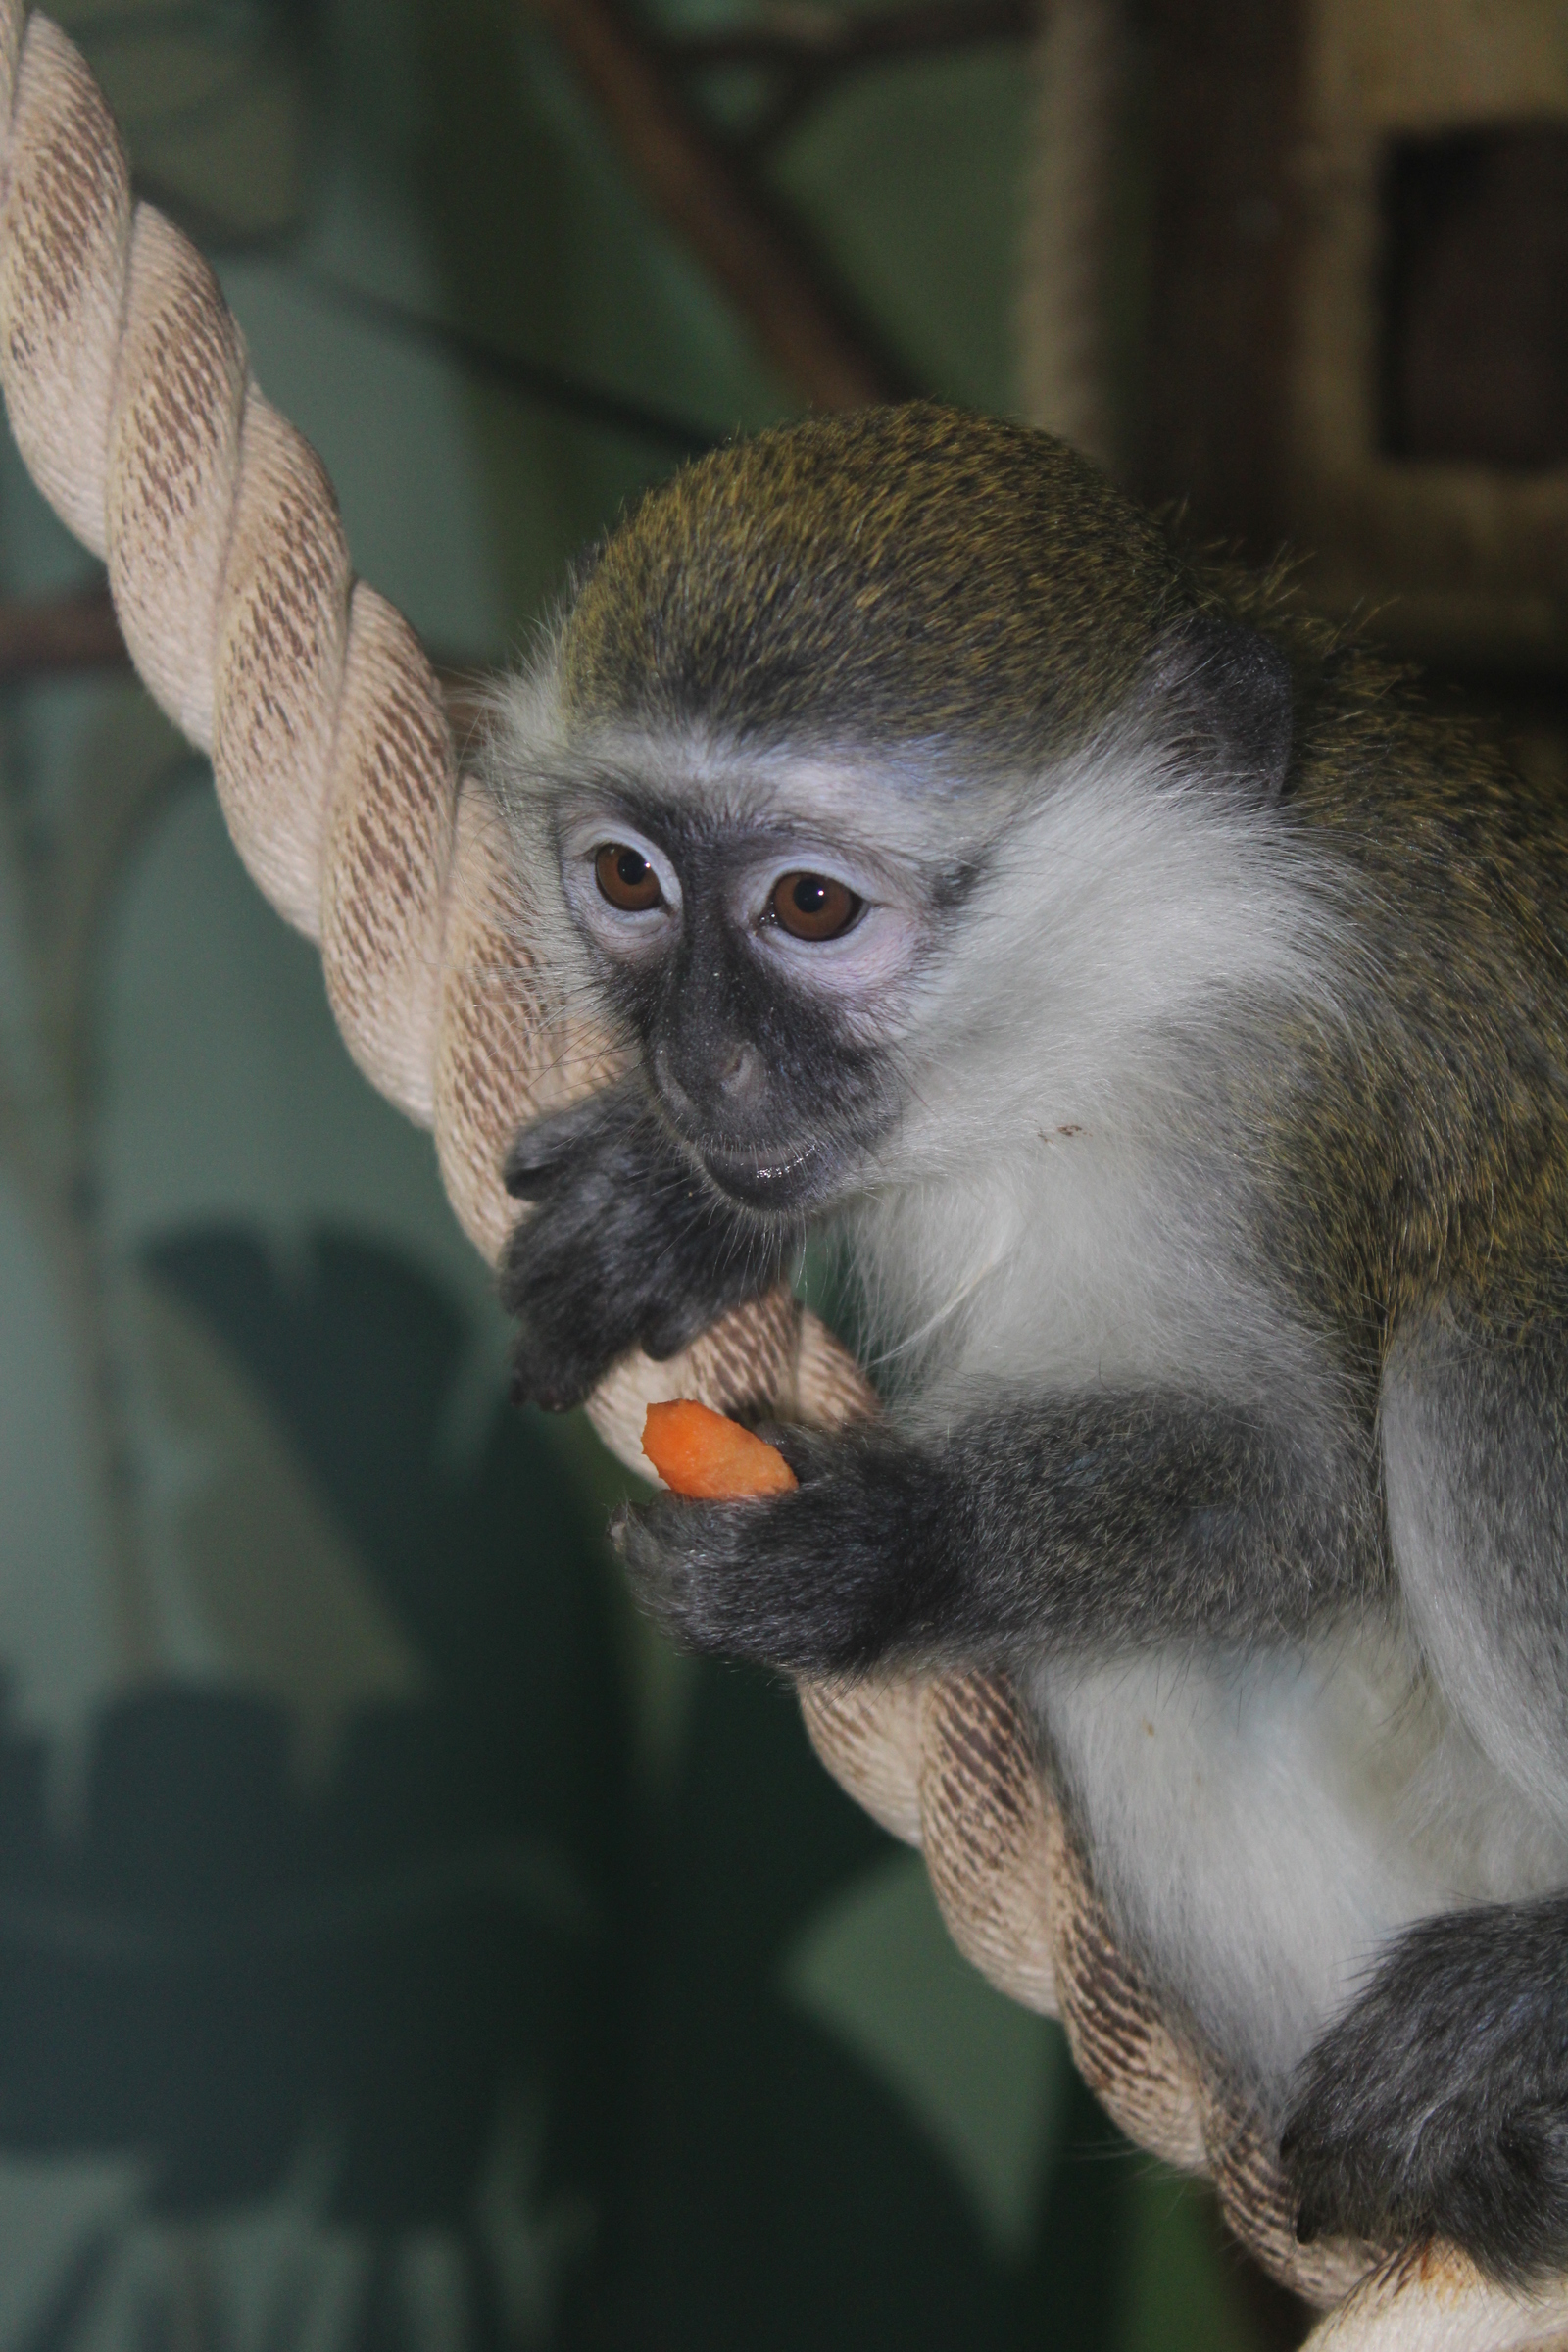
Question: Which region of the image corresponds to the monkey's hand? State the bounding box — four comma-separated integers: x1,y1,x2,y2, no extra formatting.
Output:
1281,1892,1568,2284
501,1080,795,1411
615,1423,959,1674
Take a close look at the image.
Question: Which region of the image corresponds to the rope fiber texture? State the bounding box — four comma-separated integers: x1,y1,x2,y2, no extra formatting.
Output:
2,8,1562,2342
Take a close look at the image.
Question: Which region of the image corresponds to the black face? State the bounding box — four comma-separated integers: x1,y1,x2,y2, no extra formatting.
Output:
559,797,911,1215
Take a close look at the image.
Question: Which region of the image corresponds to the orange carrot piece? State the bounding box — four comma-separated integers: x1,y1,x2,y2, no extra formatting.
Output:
642,1398,799,1499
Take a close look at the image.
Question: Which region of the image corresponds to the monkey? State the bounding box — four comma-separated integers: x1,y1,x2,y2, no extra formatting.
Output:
485,401,1568,2284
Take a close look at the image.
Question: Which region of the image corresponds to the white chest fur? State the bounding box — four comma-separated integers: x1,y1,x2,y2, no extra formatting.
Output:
1031,1632,1568,2100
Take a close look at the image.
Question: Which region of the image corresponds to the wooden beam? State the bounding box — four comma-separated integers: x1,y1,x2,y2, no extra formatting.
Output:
521,0,906,410
0,586,128,679
1137,0,1309,559
660,0,1034,73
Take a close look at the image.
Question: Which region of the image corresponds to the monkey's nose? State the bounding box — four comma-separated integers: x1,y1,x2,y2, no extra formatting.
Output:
652,1034,766,1125
714,1042,764,1106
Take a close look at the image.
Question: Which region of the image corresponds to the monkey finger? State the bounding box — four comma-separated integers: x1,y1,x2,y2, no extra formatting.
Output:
611,1478,917,1676
611,1490,828,1663
611,1495,770,1656
641,1296,727,1362
753,1420,843,1484
509,1342,599,1414
503,1110,603,1199
502,1073,648,1199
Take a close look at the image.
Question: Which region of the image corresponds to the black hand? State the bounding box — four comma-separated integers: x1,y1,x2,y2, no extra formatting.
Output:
615,1422,960,1673
501,1080,794,1410
1282,1892,1568,2285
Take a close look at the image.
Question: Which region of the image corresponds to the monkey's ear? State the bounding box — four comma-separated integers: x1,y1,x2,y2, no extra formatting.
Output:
1179,612,1294,803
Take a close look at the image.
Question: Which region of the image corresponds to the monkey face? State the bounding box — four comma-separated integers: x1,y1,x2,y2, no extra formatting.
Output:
551,766,943,1214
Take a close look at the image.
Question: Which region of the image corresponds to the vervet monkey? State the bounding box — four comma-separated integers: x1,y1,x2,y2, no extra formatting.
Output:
489,403,1568,2280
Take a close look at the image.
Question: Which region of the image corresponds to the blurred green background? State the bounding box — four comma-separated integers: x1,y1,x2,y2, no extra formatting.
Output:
0,2,1298,2345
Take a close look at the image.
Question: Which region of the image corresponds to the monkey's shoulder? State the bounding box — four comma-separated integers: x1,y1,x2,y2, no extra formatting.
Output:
1242,976,1568,1353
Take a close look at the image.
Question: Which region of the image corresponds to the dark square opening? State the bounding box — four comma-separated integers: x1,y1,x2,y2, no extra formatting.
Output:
1380,122,1568,469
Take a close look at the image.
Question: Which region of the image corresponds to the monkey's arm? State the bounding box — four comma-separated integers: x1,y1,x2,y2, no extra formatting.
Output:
616,1389,1381,1673
1282,1289,1568,2281
501,1079,799,1410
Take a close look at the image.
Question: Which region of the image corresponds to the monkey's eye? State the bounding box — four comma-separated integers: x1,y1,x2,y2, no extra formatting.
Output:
770,871,863,942
594,843,663,913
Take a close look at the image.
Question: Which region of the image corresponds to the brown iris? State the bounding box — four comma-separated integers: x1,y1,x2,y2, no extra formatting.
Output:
770,871,862,942
595,843,663,912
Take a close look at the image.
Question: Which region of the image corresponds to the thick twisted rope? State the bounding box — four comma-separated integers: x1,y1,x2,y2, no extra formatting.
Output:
1,10,1559,2341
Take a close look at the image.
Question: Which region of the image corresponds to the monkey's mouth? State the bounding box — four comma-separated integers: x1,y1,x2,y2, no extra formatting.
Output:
698,1137,826,1210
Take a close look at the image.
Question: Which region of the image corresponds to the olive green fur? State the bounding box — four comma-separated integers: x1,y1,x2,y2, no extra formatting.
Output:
561,404,1183,760
1264,667,1568,1375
